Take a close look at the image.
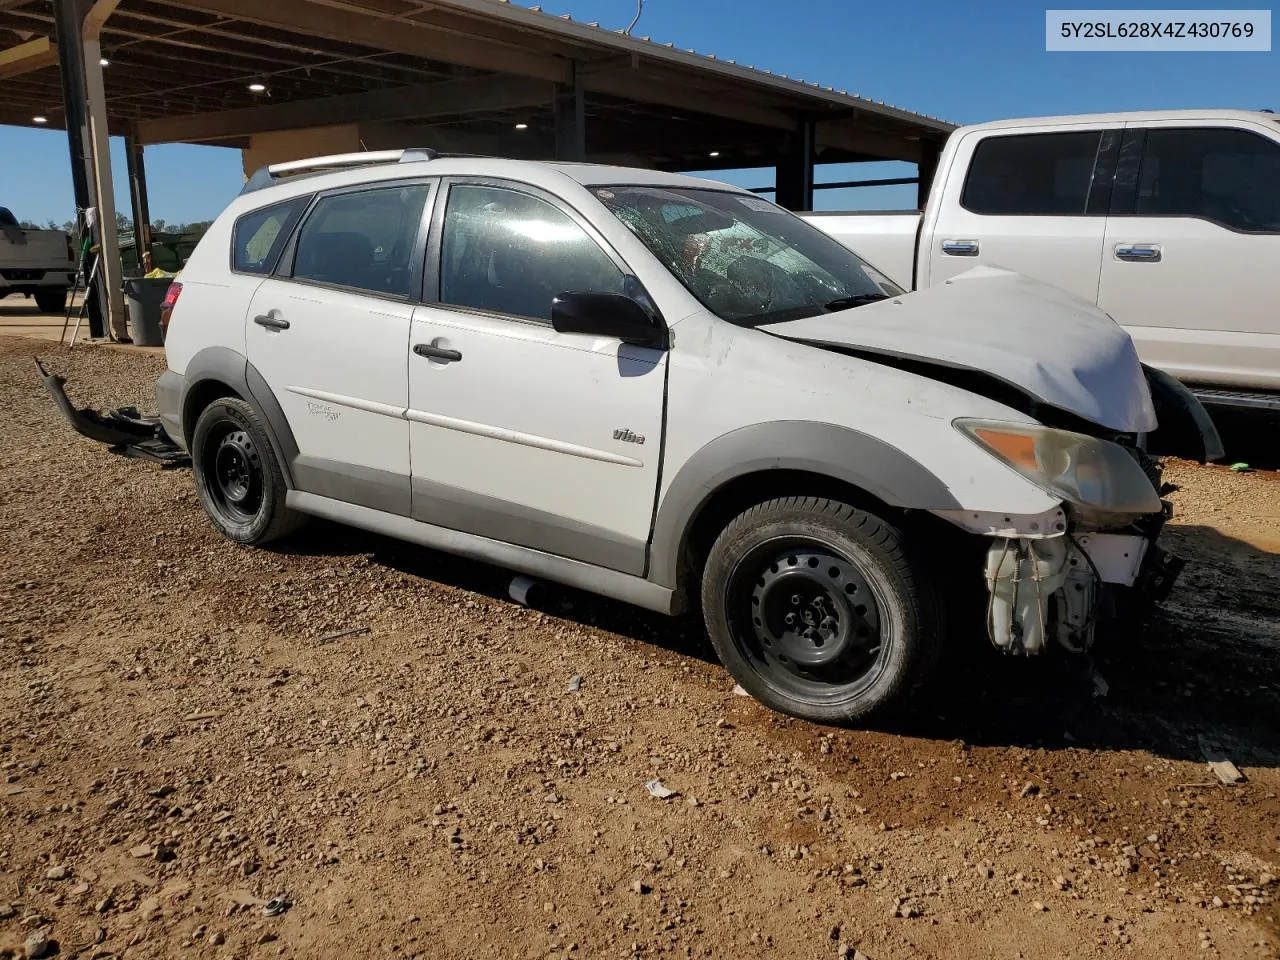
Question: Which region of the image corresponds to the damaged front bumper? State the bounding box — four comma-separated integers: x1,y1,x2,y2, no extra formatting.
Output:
981,479,1184,657
983,529,1183,655
36,358,189,467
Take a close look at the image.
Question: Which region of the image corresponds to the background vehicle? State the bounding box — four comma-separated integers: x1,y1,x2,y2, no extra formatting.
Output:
802,110,1280,412
0,207,75,312
52,150,1218,726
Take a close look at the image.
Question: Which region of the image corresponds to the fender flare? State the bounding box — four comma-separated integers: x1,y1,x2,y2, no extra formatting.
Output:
182,346,300,487
646,421,962,589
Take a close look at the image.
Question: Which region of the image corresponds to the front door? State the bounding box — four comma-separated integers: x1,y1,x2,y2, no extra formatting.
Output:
407,180,666,575
1098,122,1280,390
923,126,1117,299
246,180,433,513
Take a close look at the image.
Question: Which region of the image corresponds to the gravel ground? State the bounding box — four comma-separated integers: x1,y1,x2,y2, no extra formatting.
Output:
1,336,1277,960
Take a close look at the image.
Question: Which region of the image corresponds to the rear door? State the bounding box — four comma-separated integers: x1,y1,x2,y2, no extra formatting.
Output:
246,179,434,514
1098,121,1280,390
923,126,1118,298
406,178,667,575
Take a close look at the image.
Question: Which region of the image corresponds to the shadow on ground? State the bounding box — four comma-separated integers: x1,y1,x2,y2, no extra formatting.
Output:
281,512,1280,771
1208,405,1280,471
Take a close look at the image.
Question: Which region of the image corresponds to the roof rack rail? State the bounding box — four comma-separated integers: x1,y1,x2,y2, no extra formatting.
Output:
239,147,439,195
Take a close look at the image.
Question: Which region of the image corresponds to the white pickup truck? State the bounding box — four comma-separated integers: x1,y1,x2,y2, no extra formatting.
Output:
803,109,1280,412
0,208,75,313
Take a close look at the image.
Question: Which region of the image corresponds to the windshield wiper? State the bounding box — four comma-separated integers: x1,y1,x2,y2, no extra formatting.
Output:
824,293,890,312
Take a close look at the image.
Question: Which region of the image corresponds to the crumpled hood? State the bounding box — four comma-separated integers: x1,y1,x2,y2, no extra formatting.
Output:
759,265,1157,433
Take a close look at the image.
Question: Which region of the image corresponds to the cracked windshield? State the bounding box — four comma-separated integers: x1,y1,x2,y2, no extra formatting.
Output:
594,185,902,325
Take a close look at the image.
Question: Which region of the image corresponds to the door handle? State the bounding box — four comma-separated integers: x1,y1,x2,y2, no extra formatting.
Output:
1114,243,1162,262
413,343,462,363
254,311,290,330
941,239,979,256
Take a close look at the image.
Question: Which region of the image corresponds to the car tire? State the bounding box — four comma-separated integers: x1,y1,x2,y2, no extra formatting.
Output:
701,496,941,725
34,288,67,313
191,397,305,545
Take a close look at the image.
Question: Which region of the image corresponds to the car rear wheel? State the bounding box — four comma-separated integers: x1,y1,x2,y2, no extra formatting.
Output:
191,397,304,545
701,496,940,724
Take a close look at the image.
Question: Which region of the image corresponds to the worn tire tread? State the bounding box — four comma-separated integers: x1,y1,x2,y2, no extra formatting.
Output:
701,496,941,724
191,397,305,546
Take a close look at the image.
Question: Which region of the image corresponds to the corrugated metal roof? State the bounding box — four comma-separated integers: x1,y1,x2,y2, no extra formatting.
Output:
476,0,954,132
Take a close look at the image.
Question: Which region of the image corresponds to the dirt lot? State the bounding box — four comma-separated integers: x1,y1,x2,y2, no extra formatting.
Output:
1,337,1278,960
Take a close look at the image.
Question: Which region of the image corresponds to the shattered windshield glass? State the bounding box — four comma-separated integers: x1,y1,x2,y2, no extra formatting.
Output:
593,186,903,326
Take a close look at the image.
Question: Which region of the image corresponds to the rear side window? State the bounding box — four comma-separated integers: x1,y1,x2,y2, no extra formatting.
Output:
438,183,627,322
232,198,307,274
1134,127,1280,233
961,132,1103,216
291,184,430,298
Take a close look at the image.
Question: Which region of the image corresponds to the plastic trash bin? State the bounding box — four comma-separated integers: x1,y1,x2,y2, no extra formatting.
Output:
123,277,171,346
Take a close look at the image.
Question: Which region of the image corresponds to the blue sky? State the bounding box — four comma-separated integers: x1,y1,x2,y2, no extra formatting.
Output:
1,0,1275,224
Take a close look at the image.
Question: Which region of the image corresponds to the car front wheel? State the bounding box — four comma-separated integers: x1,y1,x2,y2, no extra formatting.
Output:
701,496,940,724
191,397,304,545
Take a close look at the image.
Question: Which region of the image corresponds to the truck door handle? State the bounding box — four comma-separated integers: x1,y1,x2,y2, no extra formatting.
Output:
1114,244,1161,262
253,311,290,330
413,343,462,363
941,239,979,256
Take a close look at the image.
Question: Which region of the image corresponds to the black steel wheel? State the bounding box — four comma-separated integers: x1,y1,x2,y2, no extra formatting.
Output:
191,397,304,545
738,543,885,701
702,496,940,724
206,426,264,525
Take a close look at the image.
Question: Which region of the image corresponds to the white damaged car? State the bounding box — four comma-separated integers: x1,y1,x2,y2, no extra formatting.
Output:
43,150,1223,724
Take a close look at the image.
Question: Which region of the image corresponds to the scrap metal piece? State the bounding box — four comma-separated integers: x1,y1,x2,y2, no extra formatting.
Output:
1199,737,1246,785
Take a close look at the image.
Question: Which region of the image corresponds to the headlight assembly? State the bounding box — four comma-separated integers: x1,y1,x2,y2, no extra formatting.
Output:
955,419,1162,516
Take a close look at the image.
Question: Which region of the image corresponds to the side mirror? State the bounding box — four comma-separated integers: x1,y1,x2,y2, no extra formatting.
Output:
551,292,666,348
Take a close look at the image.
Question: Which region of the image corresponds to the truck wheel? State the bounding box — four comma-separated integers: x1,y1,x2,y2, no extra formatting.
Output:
191,398,305,545
34,288,67,313
701,496,941,724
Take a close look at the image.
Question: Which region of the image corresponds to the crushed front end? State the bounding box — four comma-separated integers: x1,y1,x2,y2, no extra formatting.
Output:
940,413,1216,657
981,488,1183,657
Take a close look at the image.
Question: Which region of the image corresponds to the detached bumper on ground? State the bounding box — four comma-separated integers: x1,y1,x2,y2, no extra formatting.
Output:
35,357,189,466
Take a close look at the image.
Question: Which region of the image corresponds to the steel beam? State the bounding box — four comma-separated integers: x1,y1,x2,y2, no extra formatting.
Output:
83,0,126,340
916,138,942,209
136,73,554,144
774,118,815,211
0,36,58,79
125,134,152,273
52,0,104,338
172,0,571,83
553,65,585,161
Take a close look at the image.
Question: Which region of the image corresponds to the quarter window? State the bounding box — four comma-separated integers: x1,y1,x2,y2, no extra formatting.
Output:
961,132,1103,216
1134,127,1280,232
291,184,430,298
439,184,627,321
232,197,307,275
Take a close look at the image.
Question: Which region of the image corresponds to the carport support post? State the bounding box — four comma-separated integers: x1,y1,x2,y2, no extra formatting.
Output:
775,118,815,212
553,65,585,161
52,0,103,338
125,133,152,273
917,138,941,210
82,0,126,339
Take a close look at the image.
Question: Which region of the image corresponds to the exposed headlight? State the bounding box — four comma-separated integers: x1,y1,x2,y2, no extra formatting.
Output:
955,419,1162,515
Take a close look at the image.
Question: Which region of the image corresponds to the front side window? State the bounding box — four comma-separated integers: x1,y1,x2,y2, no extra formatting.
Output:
593,186,901,326
232,197,307,275
439,184,628,321
1134,127,1280,232
961,132,1103,216
291,183,430,297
